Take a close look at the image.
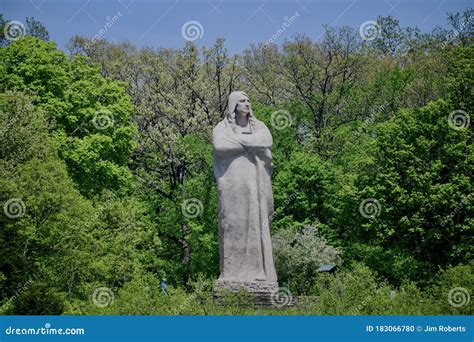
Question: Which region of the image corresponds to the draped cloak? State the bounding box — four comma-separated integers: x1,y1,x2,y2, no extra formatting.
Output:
212,118,278,283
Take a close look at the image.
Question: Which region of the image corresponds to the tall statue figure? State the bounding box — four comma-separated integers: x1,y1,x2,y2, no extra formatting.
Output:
212,91,278,300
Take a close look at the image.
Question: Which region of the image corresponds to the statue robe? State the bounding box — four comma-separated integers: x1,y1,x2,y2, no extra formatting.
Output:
212,118,278,283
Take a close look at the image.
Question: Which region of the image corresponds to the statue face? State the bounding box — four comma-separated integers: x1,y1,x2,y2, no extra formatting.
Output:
235,94,251,116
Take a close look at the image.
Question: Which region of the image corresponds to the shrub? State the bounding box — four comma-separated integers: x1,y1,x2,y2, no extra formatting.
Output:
272,225,340,295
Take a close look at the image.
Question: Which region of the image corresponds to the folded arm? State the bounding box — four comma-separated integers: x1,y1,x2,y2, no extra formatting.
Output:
212,133,245,158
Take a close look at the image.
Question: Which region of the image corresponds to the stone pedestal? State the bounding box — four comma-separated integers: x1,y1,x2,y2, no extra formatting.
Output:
213,280,294,307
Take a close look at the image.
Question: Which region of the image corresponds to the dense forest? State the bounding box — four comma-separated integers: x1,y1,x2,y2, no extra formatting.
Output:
0,10,472,315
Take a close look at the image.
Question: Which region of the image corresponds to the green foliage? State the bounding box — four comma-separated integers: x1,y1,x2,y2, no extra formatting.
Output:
0,91,160,315
64,262,472,316
272,151,337,236
344,99,473,283
0,91,53,166
272,225,340,294
312,263,440,315
427,261,474,315
0,37,136,197
5,282,65,315
444,43,474,110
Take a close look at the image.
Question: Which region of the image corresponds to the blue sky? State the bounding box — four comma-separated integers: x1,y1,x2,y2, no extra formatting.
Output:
1,0,472,54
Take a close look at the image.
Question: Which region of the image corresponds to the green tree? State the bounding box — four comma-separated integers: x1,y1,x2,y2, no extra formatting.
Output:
0,37,136,197
272,225,340,294
344,100,472,284
272,151,338,240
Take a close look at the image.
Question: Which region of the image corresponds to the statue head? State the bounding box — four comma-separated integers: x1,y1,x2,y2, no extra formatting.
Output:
226,91,255,132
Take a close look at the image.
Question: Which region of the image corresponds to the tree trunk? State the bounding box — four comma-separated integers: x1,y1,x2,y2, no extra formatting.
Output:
181,223,191,289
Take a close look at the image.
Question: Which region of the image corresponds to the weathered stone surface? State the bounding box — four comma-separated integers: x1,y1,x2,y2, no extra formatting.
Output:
212,280,295,307
212,91,287,307
213,280,279,293
212,91,278,285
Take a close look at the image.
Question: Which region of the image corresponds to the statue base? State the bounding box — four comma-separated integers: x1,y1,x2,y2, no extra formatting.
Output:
212,280,295,307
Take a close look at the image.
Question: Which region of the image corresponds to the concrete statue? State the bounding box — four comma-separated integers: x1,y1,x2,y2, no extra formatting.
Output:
212,91,279,303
